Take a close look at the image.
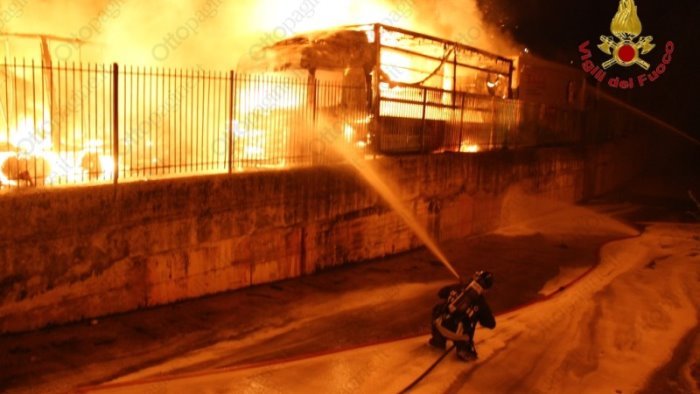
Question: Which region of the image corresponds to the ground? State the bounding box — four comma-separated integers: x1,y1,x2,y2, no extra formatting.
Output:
1,175,699,393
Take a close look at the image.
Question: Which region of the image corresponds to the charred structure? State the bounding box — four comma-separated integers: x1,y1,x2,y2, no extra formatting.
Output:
0,24,633,189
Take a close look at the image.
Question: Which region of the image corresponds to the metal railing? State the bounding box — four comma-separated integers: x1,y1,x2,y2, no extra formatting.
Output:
0,60,629,190
0,62,371,188
376,84,587,154
0,60,115,187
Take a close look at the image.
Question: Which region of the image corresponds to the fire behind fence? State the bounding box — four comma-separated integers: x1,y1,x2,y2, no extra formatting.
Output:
0,59,628,189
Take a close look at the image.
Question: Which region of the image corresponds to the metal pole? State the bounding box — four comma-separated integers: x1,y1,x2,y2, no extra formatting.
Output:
489,97,495,149
314,79,319,125
452,50,457,107
507,60,514,99
372,23,382,153
112,63,119,190
457,94,466,151
227,70,235,174
421,87,428,152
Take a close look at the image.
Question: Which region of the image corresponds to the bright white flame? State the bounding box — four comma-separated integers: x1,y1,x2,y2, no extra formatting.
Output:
238,81,306,114
460,143,480,153
10,118,52,153
100,155,116,178
343,123,355,143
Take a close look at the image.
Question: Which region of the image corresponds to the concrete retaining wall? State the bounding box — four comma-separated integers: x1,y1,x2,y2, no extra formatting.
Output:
0,136,650,333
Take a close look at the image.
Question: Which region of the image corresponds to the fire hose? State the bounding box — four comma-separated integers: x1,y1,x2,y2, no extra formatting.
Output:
77,261,599,394
397,344,456,394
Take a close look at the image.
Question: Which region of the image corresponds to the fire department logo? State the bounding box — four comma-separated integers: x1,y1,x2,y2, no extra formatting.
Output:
578,0,674,90
597,0,655,70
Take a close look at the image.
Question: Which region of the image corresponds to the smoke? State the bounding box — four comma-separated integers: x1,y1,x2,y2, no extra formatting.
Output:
411,0,518,55
0,0,518,67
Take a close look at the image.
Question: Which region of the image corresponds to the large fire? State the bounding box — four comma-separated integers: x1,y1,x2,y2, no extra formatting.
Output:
0,0,513,65
0,1,515,188
0,113,115,186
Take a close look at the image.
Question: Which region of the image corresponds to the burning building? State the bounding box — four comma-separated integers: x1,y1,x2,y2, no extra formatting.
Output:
0,32,114,187
239,23,515,154
0,22,597,190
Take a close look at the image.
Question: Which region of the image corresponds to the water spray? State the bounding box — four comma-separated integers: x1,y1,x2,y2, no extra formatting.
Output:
319,122,460,280
589,86,700,147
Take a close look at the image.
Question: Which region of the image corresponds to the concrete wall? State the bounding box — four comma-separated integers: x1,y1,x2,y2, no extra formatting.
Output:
0,136,650,333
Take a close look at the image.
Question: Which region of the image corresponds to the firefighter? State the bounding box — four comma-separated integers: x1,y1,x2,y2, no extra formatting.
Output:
429,270,496,361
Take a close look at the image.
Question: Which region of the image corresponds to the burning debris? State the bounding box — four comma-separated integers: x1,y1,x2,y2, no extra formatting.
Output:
0,32,116,189
240,24,514,155
240,29,376,73
0,20,594,189
0,154,38,186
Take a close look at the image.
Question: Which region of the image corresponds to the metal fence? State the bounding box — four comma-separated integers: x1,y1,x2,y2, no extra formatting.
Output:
0,60,627,190
0,60,115,187
0,61,371,188
375,83,587,153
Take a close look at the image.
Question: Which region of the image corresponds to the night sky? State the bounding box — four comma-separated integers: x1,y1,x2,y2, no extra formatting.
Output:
478,0,700,138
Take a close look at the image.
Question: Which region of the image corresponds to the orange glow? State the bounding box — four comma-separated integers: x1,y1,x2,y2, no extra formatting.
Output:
343,123,355,143
460,142,480,153
238,81,307,114
0,113,115,186
232,121,289,168
77,140,115,179
0,1,517,185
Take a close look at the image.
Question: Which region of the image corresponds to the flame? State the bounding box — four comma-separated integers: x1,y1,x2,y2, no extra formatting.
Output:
1,113,115,187
238,79,307,114
232,121,289,167
77,140,115,179
343,123,355,143
0,1,514,185
459,142,480,153
611,0,643,39
0,153,19,186
0,0,515,68
254,0,394,34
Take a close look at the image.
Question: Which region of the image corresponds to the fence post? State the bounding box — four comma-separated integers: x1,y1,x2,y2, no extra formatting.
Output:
227,70,235,174
112,63,119,191
452,51,458,107
507,60,514,99
372,24,382,154
421,87,428,152
489,96,496,149
457,94,466,151
307,71,318,129
314,79,320,125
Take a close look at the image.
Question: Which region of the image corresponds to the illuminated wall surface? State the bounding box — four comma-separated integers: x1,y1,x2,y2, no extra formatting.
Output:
0,135,652,333
0,23,659,333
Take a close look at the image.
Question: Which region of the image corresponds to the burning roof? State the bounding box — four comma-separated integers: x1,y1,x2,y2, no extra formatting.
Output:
239,24,513,96
239,28,375,73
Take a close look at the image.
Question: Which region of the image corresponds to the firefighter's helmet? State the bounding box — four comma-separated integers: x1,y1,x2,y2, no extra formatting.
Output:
474,270,494,290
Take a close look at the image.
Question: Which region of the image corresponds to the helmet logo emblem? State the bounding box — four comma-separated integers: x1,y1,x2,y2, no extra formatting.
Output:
597,0,655,70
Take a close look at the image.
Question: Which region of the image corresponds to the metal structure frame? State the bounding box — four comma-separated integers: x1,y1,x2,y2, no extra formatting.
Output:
0,25,639,190
331,24,516,153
